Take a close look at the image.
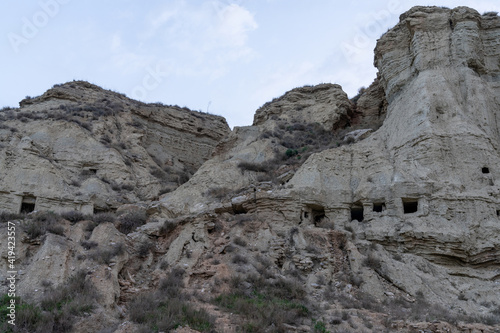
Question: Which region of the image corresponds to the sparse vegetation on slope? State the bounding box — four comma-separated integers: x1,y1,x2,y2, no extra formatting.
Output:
129,268,215,332
213,274,311,332
0,270,99,333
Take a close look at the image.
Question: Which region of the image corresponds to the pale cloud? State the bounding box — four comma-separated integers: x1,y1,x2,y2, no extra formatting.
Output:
215,4,258,47
151,9,177,30
109,52,157,75
132,1,258,82
253,61,316,105
146,1,257,53
464,1,500,13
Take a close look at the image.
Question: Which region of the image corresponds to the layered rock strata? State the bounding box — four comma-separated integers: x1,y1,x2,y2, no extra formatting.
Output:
1,6,499,332
0,81,230,214
159,6,500,317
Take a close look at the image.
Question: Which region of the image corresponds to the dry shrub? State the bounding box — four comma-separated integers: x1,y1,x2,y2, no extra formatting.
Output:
232,254,248,265
0,270,100,333
22,212,63,239
237,161,272,173
214,274,310,332
60,210,87,224
233,237,247,247
362,253,382,271
0,211,25,223
89,243,125,265
129,268,214,332
80,240,98,250
117,211,147,234
204,187,232,200
137,240,154,258
159,219,178,235
93,212,116,224
158,267,185,298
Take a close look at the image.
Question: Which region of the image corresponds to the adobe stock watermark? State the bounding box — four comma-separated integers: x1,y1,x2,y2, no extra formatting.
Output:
8,0,72,54
340,0,402,63
6,221,17,326
130,62,170,101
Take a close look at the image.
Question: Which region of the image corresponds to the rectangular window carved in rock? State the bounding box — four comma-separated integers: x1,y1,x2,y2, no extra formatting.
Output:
20,195,36,213
350,205,364,222
373,202,386,213
402,198,418,214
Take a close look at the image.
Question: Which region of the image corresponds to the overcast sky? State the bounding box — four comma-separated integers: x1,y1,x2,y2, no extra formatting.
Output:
1,1,499,128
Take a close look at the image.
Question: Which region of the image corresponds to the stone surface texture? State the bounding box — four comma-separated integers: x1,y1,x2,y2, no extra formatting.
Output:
1,6,500,333
0,81,230,214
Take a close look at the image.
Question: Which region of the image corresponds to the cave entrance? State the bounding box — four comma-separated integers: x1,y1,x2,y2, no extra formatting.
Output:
373,202,386,213
402,198,419,214
20,196,36,214
350,204,364,222
232,204,248,215
303,204,326,226
312,207,325,225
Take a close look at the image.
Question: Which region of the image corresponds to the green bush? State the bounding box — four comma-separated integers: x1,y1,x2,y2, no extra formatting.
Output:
0,294,46,333
313,320,330,333
285,148,298,157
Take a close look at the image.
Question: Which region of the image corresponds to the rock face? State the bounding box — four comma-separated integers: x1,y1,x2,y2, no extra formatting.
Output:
1,6,500,333
158,5,500,325
289,5,500,314
0,81,230,214
353,76,388,129
253,83,354,131
158,81,386,218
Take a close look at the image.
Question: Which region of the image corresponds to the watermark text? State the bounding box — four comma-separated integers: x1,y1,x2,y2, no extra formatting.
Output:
6,221,17,326
8,0,72,53
341,0,402,63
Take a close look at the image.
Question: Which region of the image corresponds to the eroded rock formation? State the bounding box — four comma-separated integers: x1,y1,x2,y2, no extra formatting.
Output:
0,81,230,214
1,6,500,333
158,5,500,327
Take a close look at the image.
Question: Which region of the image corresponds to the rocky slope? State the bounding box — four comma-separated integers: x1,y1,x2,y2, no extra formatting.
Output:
0,81,230,214
1,5,500,333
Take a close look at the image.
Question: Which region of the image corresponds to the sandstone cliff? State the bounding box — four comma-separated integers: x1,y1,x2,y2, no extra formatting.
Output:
0,81,230,214
1,6,500,333
253,83,355,131
155,5,500,330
